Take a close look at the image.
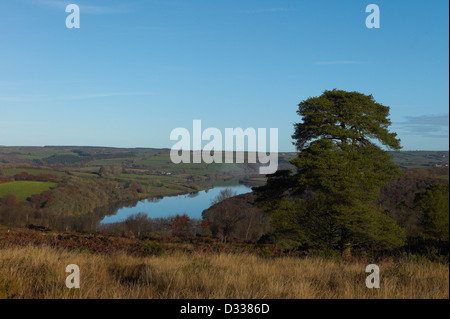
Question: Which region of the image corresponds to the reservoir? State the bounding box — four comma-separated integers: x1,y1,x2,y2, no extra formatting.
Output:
100,184,253,224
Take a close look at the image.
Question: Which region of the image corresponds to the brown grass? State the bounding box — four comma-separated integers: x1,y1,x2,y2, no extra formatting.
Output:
0,244,448,299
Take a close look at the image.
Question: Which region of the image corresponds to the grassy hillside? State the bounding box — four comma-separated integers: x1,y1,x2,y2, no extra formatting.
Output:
0,181,58,202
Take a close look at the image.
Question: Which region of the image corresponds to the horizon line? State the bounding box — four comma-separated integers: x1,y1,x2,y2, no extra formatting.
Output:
0,145,449,153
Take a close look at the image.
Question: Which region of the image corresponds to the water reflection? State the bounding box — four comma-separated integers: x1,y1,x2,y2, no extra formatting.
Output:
100,185,252,224
187,192,200,198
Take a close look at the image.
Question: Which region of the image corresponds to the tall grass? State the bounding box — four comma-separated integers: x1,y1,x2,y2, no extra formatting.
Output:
0,245,448,299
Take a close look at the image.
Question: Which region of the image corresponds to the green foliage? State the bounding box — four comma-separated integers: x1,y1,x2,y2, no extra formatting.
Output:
263,199,307,249
143,241,165,256
255,90,406,251
415,183,449,242
292,89,401,151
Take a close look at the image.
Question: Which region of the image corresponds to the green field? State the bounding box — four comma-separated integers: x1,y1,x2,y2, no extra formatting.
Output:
0,181,58,202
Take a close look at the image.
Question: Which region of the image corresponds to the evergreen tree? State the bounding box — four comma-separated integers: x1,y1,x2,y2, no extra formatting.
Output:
415,183,449,242
255,90,406,251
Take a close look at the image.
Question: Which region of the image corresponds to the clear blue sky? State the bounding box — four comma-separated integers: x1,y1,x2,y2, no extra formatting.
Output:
0,0,448,151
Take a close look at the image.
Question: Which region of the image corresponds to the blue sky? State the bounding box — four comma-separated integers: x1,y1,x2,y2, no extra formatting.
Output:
0,0,448,151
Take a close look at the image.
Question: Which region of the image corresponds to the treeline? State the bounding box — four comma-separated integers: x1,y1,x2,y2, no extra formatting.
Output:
33,150,138,166
100,213,209,239
0,171,60,184
378,167,448,210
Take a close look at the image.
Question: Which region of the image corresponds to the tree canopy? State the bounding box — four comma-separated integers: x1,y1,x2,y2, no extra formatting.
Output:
292,89,401,151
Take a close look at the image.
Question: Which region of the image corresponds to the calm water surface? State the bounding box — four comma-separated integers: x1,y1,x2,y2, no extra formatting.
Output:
100,185,252,224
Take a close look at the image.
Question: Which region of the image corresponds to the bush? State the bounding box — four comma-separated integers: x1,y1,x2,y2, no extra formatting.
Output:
1,194,19,206
143,241,165,256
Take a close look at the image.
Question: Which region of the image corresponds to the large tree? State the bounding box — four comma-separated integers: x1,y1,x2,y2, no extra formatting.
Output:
255,89,406,251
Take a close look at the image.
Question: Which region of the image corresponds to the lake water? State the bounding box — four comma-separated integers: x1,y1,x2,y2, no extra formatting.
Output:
100,185,253,224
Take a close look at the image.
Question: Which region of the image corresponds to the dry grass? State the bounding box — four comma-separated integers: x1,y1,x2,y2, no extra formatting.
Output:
0,245,448,299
